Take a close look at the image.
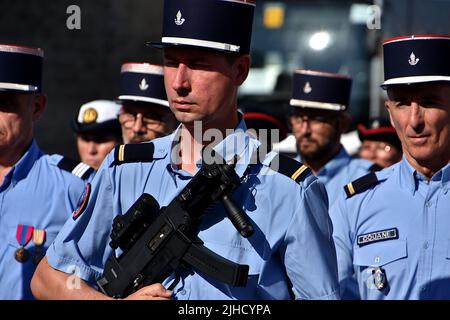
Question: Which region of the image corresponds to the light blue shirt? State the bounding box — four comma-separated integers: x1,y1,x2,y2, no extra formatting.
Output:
47,118,340,300
0,140,88,299
330,157,450,299
296,147,374,205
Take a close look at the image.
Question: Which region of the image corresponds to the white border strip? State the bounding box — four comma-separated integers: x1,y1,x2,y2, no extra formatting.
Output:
382,75,450,86
295,69,351,79
384,36,450,44
0,45,44,57
162,37,240,53
0,82,39,92
290,99,346,111
72,163,91,178
121,63,164,75
118,95,169,107
222,0,256,7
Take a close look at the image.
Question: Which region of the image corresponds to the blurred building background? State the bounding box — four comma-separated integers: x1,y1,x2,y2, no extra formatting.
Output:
1,0,449,158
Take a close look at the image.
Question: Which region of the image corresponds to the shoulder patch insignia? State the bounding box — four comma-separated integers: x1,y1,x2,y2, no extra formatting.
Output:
344,172,379,198
268,154,312,184
73,183,91,220
111,143,155,166
58,157,94,180
357,228,399,247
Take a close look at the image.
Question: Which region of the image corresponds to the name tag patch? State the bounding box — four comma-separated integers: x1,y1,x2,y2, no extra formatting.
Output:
357,228,398,247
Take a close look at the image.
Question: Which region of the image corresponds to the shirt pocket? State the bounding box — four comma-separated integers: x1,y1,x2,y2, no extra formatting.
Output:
353,240,407,267
353,240,408,296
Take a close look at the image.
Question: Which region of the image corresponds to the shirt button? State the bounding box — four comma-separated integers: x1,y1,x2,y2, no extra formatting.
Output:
423,242,429,249
426,201,432,207
374,256,380,263
180,289,186,295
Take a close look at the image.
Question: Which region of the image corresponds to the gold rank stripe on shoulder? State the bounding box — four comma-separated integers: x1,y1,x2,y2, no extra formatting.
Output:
291,165,309,182
344,172,379,198
112,143,155,165
345,182,356,196
118,145,125,162
269,154,311,184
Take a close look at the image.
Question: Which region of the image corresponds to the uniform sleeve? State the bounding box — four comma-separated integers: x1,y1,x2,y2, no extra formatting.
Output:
329,188,360,299
282,177,340,300
46,155,117,285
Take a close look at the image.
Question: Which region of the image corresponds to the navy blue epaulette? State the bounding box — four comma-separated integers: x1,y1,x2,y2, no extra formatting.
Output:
111,143,155,165
369,163,383,172
57,157,94,180
267,153,312,184
344,172,379,198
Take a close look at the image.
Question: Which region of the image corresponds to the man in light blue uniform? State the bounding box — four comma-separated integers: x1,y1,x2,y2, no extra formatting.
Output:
290,70,378,204
0,44,89,299
117,63,177,144
330,34,450,299
32,0,339,300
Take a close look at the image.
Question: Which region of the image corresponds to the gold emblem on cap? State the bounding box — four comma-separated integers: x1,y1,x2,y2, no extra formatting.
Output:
83,108,98,124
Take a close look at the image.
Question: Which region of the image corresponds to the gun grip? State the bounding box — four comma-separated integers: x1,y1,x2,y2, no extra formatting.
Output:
183,242,249,287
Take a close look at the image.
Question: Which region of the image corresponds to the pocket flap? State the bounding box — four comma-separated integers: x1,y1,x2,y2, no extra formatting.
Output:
353,240,407,266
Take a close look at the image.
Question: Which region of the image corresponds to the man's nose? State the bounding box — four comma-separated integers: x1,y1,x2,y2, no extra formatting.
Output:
132,114,146,133
88,141,98,155
408,101,425,132
172,63,191,95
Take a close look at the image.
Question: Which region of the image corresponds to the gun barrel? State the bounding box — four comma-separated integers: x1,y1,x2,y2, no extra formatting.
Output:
221,194,254,238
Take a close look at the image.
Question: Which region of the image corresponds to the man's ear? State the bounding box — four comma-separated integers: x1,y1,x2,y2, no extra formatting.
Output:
32,94,47,122
385,100,396,129
233,54,251,86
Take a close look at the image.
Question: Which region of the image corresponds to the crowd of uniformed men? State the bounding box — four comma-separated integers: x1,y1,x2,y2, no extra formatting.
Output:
1,0,449,300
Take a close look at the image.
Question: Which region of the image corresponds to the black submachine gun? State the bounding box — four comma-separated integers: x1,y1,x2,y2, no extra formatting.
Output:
97,149,254,298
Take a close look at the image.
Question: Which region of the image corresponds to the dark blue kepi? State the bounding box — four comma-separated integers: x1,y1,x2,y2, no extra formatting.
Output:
118,63,169,107
0,44,43,93
149,0,255,54
382,34,450,88
290,70,352,112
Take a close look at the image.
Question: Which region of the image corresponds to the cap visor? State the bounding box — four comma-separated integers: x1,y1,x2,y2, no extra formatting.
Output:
381,75,450,89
